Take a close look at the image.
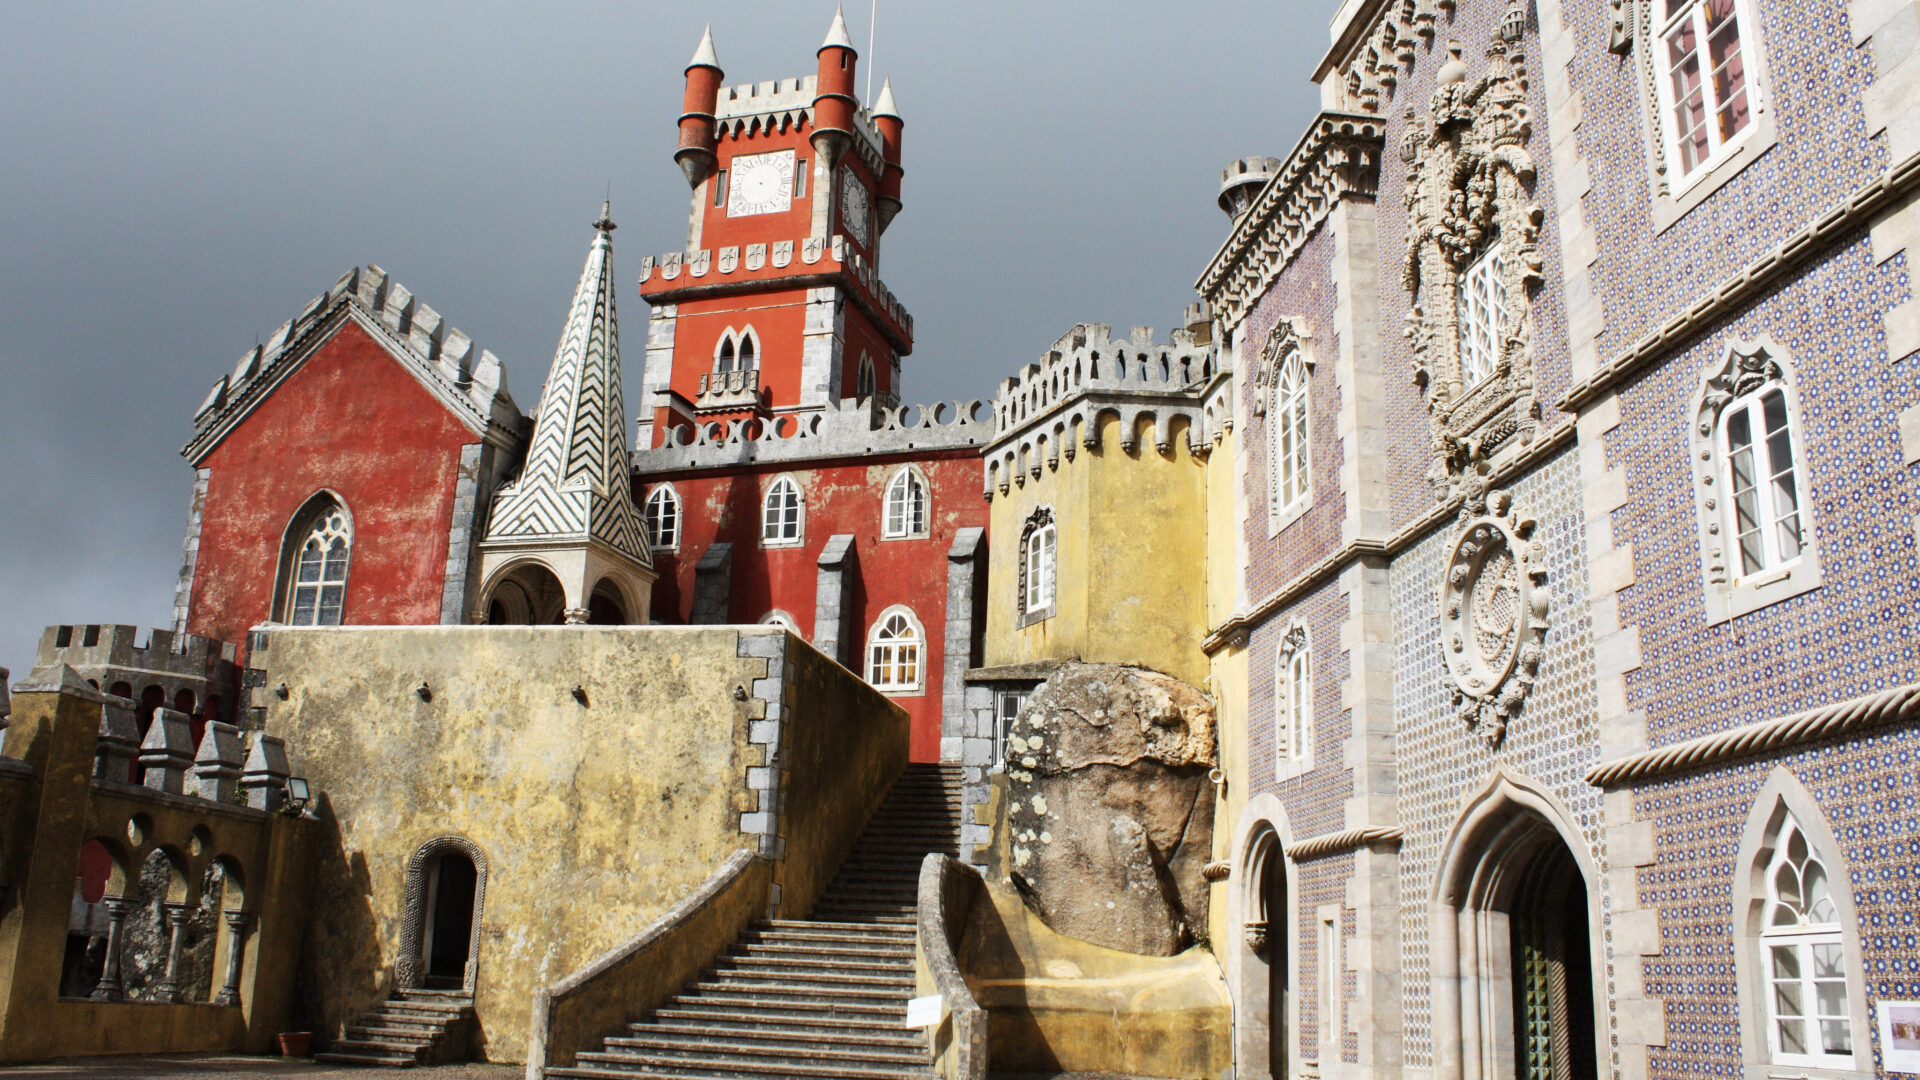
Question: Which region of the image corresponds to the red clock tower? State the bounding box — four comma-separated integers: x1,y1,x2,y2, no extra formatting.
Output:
636,10,910,445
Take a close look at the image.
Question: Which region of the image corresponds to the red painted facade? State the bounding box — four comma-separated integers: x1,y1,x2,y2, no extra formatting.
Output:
186,319,475,660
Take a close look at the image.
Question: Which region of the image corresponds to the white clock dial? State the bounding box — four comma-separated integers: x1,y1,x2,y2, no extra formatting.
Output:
726,151,796,218
839,169,872,246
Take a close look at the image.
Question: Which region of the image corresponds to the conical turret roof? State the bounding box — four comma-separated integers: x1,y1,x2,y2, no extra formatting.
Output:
821,5,855,51
873,77,900,119
689,23,720,70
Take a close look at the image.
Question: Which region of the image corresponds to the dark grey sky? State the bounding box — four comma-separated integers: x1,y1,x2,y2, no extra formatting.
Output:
0,3,1329,676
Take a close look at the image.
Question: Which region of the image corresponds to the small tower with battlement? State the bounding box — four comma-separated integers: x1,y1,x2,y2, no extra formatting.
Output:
636,11,912,449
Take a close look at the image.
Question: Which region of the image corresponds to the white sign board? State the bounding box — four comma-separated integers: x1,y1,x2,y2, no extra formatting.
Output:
1881,1002,1920,1074
904,993,945,1028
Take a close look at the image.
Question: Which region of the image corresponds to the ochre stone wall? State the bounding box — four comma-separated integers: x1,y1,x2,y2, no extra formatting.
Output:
256,626,797,1063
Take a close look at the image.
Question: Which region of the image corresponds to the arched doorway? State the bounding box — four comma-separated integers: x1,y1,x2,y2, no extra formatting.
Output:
397,837,488,996
587,578,626,625
481,563,567,625
1432,770,1601,1080
1232,797,1295,1080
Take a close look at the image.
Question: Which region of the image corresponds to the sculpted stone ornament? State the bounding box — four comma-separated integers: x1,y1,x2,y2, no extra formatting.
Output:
1251,318,1312,418
1692,340,1786,588
1439,485,1549,748
1402,37,1545,499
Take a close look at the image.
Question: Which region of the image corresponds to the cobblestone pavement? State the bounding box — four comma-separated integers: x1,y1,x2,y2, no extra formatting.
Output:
0,1056,520,1079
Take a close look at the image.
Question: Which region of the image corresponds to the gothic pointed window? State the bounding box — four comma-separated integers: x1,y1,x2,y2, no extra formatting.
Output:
1270,345,1311,517
1457,244,1508,390
1760,812,1855,1068
857,354,877,399
762,475,803,546
284,499,350,626
716,333,737,373
643,485,680,552
737,329,758,371
865,607,924,693
883,466,927,538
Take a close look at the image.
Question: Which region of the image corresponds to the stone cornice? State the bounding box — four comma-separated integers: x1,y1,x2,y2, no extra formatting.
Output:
1290,825,1404,862
1196,113,1386,334
1585,682,1920,787
1203,420,1575,654
1558,150,1920,413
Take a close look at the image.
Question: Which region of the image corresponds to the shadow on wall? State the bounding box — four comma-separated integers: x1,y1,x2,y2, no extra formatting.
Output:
295,795,382,1050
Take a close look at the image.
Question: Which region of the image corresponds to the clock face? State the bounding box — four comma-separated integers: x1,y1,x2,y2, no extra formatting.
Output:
839,169,872,246
727,151,796,218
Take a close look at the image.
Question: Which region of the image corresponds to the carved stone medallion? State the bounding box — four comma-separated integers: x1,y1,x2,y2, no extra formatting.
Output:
1439,486,1549,748
1402,37,1544,499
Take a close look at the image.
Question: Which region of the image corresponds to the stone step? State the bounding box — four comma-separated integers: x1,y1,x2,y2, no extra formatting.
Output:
665,989,907,1019
755,919,913,937
314,1052,421,1068
618,1020,923,1051
650,1004,908,1031
329,1036,430,1055
686,979,909,1006
598,1035,927,1066
720,953,912,977
344,1025,439,1044
554,1053,935,1080
707,966,914,992
733,940,914,961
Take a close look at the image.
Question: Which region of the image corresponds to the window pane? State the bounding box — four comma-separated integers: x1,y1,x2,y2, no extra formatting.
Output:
1707,6,1749,141
324,538,349,581
1812,941,1844,979
1815,978,1846,1016
1667,18,1709,173
292,587,317,626
1774,979,1804,1018
298,542,323,583
1819,1019,1853,1055
318,585,344,625
1777,1017,1807,1056
1771,944,1801,980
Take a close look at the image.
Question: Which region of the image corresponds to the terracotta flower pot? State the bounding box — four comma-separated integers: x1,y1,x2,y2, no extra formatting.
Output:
277,1032,313,1058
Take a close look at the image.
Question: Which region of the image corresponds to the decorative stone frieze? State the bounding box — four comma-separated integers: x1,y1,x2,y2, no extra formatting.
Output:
1439,485,1549,748
1402,38,1545,498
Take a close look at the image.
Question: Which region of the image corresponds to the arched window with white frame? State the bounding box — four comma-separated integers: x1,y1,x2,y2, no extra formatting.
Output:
1734,774,1867,1077
762,475,804,546
1690,338,1819,623
883,466,928,539
1276,625,1310,768
865,606,924,694
281,496,351,626
714,327,760,373
642,484,680,552
1457,242,1508,389
1269,344,1311,520
760,610,799,635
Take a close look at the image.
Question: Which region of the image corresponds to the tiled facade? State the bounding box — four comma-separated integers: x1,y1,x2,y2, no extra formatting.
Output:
1201,0,1920,1078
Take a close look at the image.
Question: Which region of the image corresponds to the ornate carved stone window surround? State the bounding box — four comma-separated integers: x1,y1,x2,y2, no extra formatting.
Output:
1255,319,1316,535
396,835,488,995
1690,336,1820,623
642,483,681,553
1275,623,1313,776
1016,506,1056,628
1439,485,1549,748
1630,0,1776,231
1402,38,1546,499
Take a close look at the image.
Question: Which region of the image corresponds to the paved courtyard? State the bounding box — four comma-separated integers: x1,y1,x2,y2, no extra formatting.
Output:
0,1056,1159,1080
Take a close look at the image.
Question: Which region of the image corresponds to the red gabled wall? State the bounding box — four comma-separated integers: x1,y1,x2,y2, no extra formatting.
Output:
642,447,985,762
186,319,478,658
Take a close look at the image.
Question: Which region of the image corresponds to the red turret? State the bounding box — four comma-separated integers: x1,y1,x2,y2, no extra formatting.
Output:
872,78,904,234
810,7,858,168
675,24,724,189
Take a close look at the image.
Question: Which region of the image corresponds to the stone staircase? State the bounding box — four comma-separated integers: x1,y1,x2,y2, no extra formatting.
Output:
314,987,475,1067
550,762,963,1080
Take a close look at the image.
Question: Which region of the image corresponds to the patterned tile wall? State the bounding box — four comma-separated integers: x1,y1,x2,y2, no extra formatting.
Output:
1391,446,1608,1067
1246,577,1355,840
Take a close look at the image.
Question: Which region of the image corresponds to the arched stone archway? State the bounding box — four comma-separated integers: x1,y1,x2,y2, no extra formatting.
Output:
479,561,568,625
396,836,489,996
1230,793,1298,1079
1431,769,1602,1080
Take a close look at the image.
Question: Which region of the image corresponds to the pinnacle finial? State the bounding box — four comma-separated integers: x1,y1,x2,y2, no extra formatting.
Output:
873,77,899,119
689,22,720,70
594,200,615,232
822,5,855,51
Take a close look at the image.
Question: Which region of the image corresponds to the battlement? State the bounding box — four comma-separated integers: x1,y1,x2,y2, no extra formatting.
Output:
36,624,232,675
184,264,526,464
994,322,1219,435
634,397,990,473
708,74,887,174
639,234,912,348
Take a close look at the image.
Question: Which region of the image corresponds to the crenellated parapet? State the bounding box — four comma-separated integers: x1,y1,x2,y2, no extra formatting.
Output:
639,234,912,352
1195,113,1385,335
983,321,1225,501
709,75,889,177
33,624,238,721
633,397,990,473
183,265,526,465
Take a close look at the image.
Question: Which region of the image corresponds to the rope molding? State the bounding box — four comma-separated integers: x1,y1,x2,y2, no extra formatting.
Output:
1558,150,1920,413
1203,422,1576,654
1290,825,1405,862
1585,681,1920,787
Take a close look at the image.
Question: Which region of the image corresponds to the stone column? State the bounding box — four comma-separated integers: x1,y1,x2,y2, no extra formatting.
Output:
241,734,290,811
94,698,140,780
194,721,244,802
155,902,192,1003
139,707,195,794
940,528,985,763
215,910,251,1006
89,897,128,1001
811,534,857,664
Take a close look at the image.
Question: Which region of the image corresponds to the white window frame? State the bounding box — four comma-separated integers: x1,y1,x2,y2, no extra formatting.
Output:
642,484,681,553
1632,0,1775,230
1734,771,1870,1080
284,500,352,627
1456,244,1507,392
865,605,925,695
1689,337,1820,623
1717,387,1805,583
759,610,800,635
1024,524,1055,614
714,326,760,374
1268,345,1312,527
1275,624,1313,777
1652,0,1759,186
882,465,929,540
761,475,804,547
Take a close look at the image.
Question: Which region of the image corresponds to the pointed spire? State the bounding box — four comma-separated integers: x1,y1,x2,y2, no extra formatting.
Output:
689,22,720,71
594,199,615,233
822,5,855,51
873,77,899,119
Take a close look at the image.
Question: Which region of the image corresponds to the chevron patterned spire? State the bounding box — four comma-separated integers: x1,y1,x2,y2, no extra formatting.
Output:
479,204,650,575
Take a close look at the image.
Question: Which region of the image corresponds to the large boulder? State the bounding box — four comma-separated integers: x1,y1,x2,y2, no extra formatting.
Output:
1002,662,1217,956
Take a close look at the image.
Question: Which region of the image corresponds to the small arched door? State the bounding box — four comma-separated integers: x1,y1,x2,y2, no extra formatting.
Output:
398,838,487,996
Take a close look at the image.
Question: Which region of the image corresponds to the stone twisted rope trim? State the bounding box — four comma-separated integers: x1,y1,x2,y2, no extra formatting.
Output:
1558,149,1920,412
1585,681,1920,787
1289,825,1404,863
